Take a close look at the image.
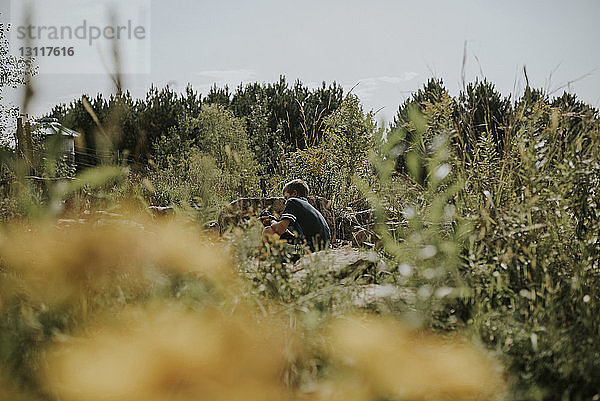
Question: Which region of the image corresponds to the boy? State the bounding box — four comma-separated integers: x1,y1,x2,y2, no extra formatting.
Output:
262,179,331,251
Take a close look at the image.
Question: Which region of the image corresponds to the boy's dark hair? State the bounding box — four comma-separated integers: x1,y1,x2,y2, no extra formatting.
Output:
283,179,309,198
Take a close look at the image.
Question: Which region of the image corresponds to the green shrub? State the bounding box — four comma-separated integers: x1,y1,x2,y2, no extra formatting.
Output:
282,94,378,209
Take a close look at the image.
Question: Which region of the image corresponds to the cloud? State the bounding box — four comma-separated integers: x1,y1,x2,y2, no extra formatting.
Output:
373,73,420,84
341,73,421,124
348,72,420,101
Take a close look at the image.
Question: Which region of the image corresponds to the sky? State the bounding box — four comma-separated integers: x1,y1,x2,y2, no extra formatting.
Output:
2,0,600,127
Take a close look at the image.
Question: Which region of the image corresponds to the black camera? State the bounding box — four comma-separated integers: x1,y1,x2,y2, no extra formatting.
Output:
259,209,276,226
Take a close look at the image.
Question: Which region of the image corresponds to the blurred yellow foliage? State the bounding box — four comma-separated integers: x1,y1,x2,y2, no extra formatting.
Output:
0,215,504,401
0,217,232,305
43,309,504,401
44,305,293,401
319,315,504,401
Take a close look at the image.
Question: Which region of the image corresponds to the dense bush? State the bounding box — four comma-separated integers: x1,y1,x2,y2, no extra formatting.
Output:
357,78,599,399
49,77,343,176
282,94,377,208
462,91,600,399
145,104,260,212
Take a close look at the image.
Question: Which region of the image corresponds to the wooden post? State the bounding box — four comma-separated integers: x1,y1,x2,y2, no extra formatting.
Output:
16,117,24,156
16,116,34,170
24,119,34,173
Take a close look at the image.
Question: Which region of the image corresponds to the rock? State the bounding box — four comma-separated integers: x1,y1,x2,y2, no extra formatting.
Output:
291,247,382,281
352,284,415,308
289,248,415,310
203,220,220,235
55,218,87,228
148,206,175,217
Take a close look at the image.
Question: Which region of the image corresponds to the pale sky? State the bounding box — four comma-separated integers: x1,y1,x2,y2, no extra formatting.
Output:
2,0,600,126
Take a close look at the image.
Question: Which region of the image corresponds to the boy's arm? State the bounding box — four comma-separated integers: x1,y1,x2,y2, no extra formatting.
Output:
263,219,290,236
263,198,299,237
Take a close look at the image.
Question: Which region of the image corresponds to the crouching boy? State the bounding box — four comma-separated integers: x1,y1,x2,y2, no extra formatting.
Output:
262,179,331,252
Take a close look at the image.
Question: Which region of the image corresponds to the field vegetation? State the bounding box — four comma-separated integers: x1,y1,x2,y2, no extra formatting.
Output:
1,24,599,400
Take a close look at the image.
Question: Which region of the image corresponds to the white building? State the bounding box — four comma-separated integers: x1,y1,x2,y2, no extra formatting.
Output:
32,117,79,166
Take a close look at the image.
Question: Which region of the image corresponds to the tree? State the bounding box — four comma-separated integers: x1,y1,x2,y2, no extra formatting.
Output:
0,22,36,146
47,77,345,179
389,78,450,180
453,79,511,162
229,77,344,174
284,94,377,204
50,85,204,169
204,84,231,108
322,94,376,183
179,104,259,197
389,78,448,134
